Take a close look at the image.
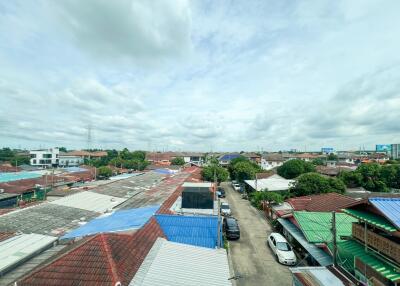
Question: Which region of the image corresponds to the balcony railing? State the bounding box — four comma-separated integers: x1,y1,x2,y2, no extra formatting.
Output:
353,223,400,264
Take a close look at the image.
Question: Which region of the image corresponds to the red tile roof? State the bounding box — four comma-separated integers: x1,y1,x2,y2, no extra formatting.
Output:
0,232,15,242
287,193,357,212
18,217,165,286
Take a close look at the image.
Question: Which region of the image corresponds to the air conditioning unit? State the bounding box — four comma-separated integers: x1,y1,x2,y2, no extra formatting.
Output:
0,189,4,193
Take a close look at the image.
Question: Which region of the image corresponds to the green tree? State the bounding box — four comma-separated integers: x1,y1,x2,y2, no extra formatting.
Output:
58,147,68,152
171,157,185,166
338,171,362,188
357,163,388,192
11,156,30,166
201,165,229,183
97,166,113,179
380,164,400,189
312,158,325,166
327,153,338,161
290,172,345,196
231,161,260,183
250,191,284,209
277,159,316,179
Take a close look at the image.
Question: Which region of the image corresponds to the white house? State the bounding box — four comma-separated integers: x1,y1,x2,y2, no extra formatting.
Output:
29,148,59,168
244,174,295,192
58,153,84,167
261,153,286,170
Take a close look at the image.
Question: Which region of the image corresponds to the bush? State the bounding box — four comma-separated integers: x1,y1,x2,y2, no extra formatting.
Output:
97,166,113,179
170,157,185,166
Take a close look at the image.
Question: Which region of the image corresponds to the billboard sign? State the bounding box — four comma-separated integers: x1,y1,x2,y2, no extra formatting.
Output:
321,147,334,154
376,144,391,152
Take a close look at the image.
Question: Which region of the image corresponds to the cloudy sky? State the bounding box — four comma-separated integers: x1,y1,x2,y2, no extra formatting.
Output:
1,0,400,152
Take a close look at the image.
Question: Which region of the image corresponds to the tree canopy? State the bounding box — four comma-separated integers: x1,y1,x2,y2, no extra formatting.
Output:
97,166,113,179
170,157,185,166
290,172,345,196
201,164,229,183
86,149,149,171
277,159,316,179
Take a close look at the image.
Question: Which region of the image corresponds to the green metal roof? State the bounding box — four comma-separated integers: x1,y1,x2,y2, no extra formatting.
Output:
293,211,357,243
342,209,397,232
331,240,400,282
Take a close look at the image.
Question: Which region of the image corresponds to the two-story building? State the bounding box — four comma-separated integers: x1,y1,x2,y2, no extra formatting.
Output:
29,148,59,168
339,197,400,285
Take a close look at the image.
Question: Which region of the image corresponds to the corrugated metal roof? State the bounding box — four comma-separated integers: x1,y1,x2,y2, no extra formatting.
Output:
0,233,57,275
49,191,126,213
290,267,344,286
62,205,160,239
293,212,357,243
245,175,295,191
331,240,400,282
342,208,397,232
369,197,400,229
277,218,333,266
130,238,231,286
155,214,221,248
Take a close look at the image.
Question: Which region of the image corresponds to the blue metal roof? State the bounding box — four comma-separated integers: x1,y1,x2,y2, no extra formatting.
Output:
219,154,241,161
277,218,333,267
61,205,160,239
154,168,175,175
369,197,400,229
155,214,222,248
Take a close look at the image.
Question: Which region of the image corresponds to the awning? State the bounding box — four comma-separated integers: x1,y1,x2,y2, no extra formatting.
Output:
278,218,333,267
342,209,397,232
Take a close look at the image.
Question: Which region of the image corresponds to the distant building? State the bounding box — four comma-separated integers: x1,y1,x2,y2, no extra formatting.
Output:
58,153,84,167
218,153,241,166
391,144,400,159
321,147,335,154
29,148,59,168
261,153,285,170
241,152,262,164
181,152,206,166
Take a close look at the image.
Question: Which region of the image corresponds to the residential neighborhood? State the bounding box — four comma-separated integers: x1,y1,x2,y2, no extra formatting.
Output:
1,1,400,285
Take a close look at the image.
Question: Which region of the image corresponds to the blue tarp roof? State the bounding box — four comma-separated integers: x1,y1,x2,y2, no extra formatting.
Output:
369,197,400,229
219,154,241,161
154,168,175,175
62,205,160,239
155,214,222,248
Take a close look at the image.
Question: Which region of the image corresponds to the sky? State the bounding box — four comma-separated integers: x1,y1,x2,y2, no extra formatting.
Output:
0,0,400,152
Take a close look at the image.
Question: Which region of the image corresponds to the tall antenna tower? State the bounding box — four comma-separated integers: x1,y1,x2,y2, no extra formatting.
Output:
87,124,92,151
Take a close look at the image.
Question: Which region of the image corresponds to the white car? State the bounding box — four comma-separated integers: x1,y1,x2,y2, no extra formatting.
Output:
267,233,297,266
233,183,240,191
220,202,231,216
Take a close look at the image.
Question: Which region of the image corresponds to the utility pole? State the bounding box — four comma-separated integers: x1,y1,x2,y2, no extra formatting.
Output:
331,211,337,266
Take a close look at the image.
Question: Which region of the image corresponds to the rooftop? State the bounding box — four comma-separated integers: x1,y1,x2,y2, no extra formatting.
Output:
18,218,165,286
287,193,357,212
245,174,295,191
130,238,231,286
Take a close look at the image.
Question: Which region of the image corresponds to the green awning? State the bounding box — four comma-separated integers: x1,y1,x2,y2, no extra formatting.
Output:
342,209,397,232
293,211,357,243
330,240,400,282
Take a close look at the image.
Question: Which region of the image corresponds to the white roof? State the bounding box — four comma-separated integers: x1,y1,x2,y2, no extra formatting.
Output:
245,175,295,191
182,182,213,188
49,191,126,213
0,233,57,274
130,238,232,286
289,267,345,286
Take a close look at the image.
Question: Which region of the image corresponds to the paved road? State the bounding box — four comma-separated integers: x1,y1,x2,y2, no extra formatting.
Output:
222,182,291,286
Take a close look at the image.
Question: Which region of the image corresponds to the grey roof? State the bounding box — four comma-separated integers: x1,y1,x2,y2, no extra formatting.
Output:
278,218,333,267
49,191,126,213
289,267,345,286
0,244,66,285
0,203,98,236
0,233,57,275
0,193,19,200
130,238,232,286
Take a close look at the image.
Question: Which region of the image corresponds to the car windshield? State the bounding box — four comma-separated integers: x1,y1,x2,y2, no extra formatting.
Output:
227,219,237,227
221,205,230,209
276,242,291,251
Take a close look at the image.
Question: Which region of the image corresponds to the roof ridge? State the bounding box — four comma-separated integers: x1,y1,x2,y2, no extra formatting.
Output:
100,234,121,285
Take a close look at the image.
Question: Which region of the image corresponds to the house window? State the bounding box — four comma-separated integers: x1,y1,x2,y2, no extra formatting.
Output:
33,159,36,164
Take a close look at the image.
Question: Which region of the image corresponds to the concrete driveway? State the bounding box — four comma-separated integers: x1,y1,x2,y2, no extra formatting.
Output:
222,182,291,286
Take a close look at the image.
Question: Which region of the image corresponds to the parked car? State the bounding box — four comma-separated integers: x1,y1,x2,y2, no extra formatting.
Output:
267,233,297,266
223,217,240,240
218,187,226,198
220,202,231,216
233,183,240,191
